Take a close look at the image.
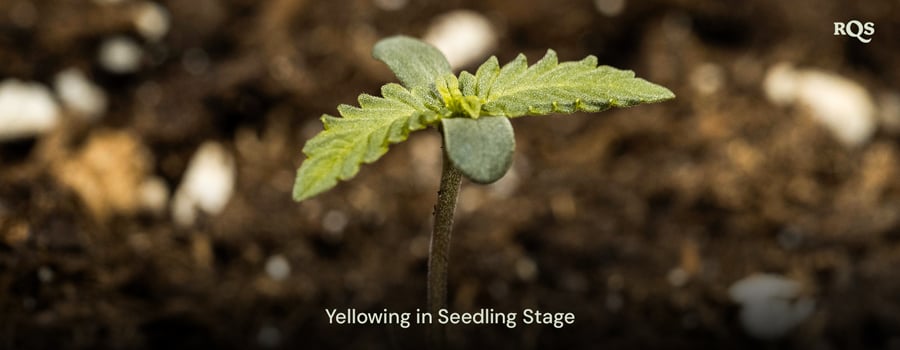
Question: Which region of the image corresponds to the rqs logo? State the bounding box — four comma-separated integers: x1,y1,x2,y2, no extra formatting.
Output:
834,20,875,43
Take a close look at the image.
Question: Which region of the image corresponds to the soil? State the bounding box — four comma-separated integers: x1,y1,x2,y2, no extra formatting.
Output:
2,0,900,349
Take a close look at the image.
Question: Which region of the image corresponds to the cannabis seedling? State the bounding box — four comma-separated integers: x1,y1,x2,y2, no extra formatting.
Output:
293,36,673,339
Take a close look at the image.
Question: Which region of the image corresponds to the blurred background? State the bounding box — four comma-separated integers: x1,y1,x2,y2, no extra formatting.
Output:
1,0,899,348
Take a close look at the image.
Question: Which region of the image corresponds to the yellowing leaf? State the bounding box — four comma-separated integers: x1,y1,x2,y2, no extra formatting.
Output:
292,84,440,201
473,50,675,117
436,74,483,119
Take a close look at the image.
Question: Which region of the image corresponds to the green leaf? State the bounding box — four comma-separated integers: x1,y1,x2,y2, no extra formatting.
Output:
373,36,452,89
441,116,515,184
293,83,441,201
435,74,483,119
294,37,676,201
473,50,675,117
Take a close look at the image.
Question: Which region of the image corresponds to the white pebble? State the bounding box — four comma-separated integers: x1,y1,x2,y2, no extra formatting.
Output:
798,71,875,146
763,62,799,106
172,142,236,226
171,191,196,227
322,210,348,234
690,63,725,95
54,68,108,120
594,0,626,16
764,63,876,147
264,255,291,281
133,1,170,41
424,10,497,70
98,36,143,73
729,274,815,340
37,266,55,283
139,176,169,215
0,79,60,141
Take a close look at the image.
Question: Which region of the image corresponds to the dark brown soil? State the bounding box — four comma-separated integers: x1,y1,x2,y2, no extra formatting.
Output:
2,0,900,349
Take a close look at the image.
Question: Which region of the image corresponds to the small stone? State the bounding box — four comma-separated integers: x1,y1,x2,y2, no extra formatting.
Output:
138,176,169,215
763,62,799,106
133,1,170,41
99,36,143,73
690,63,725,95
264,255,291,281
764,63,876,147
424,10,497,69
37,266,54,283
593,0,626,16
0,80,60,141
54,68,108,120
171,191,196,228
172,142,236,226
797,70,875,146
322,210,348,235
729,274,815,340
